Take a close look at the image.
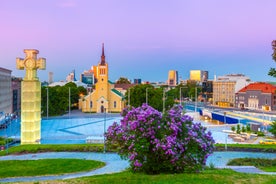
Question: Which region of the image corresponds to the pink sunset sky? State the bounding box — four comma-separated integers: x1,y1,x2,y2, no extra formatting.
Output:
0,0,276,83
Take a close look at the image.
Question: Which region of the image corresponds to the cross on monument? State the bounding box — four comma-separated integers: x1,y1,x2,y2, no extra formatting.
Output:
16,49,46,144
16,49,46,80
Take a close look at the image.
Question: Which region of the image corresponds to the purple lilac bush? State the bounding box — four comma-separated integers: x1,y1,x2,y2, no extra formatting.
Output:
105,104,215,174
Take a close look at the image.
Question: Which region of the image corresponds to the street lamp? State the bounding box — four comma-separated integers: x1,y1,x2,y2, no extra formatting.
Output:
46,88,49,119
179,87,187,106
69,87,71,118
146,87,149,105
104,108,106,153
128,88,131,106
195,87,197,112
163,88,166,113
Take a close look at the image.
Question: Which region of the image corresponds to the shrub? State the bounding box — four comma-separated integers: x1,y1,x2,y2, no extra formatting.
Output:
231,126,236,132
105,104,215,174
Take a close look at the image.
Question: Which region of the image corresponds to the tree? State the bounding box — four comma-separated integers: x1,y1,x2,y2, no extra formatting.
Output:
269,121,276,137
231,126,236,132
236,124,241,134
116,77,131,84
268,40,276,77
125,84,175,112
105,104,215,174
41,83,87,116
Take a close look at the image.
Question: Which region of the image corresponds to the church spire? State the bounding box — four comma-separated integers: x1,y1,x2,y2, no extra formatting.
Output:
100,43,106,65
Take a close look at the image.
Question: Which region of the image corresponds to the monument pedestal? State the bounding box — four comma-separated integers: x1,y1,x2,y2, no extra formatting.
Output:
16,49,46,145
21,80,41,144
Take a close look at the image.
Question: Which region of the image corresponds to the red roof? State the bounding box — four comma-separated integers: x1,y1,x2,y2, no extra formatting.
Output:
238,82,276,93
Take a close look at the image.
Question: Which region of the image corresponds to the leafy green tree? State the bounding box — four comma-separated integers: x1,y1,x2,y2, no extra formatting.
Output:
231,126,236,132
246,124,251,132
268,40,276,77
41,82,87,116
241,126,246,133
125,84,175,112
236,124,241,134
269,121,276,137
116,77,131,84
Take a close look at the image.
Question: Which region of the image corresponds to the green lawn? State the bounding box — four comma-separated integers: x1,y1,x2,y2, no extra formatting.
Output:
0,159,105,178
227,158,276,172
65,170,276,184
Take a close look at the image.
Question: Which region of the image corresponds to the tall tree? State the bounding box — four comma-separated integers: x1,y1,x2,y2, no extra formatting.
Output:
268,40,276,77
116,77,131,84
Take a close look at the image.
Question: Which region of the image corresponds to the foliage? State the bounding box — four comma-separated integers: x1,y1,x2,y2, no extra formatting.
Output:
116,77,131,84
246,124,251,132
256,131,265,137
236,124,241,134
105,104,215,174
269,121,276,137
41,82,87,116
231,126,236,132
0,159,105,178
227,157,276,172
268,40,276,77
241,126,246,133
0,144,111,156
125,84,175,112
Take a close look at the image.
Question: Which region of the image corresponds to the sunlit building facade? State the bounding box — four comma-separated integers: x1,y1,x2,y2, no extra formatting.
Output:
79,44,125,113
190,70,208,82
167,70,178,86
213,74,251,107
0,67,12,114
235,82,276,111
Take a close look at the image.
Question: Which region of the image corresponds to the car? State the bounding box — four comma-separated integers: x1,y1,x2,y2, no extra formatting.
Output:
259,139,276,145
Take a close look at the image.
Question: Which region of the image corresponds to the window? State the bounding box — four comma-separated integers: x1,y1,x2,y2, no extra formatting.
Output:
90,101,93,108
114,101,117,108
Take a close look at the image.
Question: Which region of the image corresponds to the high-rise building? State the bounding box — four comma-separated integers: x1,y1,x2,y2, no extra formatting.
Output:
0,67,12,114
190,70,208,82
48,72,53,84
12,77,22,115
167,70,178,86
134,78,141,84
79,43,125,113
80,68,94,87
66,70,76,82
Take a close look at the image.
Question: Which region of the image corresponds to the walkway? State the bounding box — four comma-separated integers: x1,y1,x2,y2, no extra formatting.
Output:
0,152,129,183
1,151,276,183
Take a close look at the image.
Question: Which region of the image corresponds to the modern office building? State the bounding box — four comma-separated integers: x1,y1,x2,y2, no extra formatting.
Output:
235,82,276,111
134,78,142,84
167,70,178,86
12,77,22,115
0,67,12,114
213,74,251,107
79,44,125,113
48,72,53,84
190,70,208,82
202,81,213,102
80,68,94,87
66,70,77,82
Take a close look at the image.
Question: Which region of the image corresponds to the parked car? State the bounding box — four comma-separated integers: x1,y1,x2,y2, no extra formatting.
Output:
259,139,276,145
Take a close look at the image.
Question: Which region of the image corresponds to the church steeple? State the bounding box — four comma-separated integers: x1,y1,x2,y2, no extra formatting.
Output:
100,43,106,65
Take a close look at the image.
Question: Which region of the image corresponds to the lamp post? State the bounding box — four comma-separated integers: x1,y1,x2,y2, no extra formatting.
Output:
46,88,49,119
69,87,71,118
104,108,106,153
89,91,92,114
128,88,130,106
195,87,197,112
163,88,165,113
179,87,187,106
146,87,149,105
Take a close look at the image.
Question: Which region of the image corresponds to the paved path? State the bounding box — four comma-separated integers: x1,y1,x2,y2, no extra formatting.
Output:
0,152,129,183
1,151,276,183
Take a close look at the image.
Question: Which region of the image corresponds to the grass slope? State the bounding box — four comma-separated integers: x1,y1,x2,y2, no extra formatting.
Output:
0,159,105,178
